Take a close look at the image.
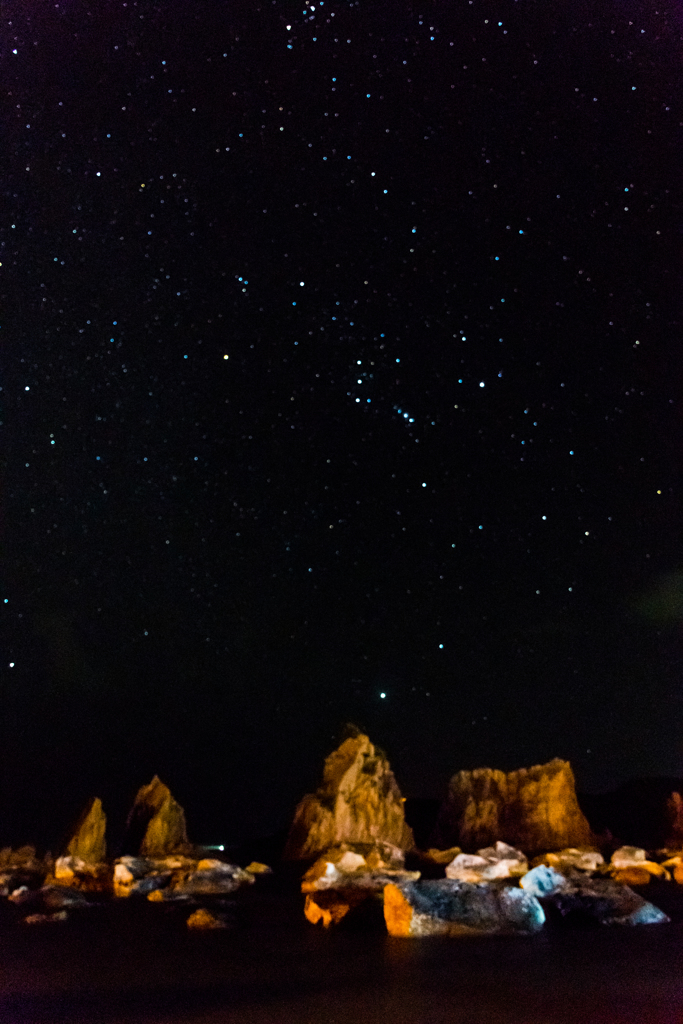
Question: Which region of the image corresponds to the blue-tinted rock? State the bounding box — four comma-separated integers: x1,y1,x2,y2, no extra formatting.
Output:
520,866,669,926
384,879,545,937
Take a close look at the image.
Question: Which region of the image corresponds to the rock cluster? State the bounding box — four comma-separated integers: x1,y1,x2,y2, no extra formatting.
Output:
445,841,528,883
284,730,414,860
434,758,594,853
301,841,420,927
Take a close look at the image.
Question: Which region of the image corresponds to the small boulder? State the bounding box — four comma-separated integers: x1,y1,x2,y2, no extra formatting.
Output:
186,908,229,929
608,846,670,883
301,843,419,894
383,879,545,937
244,861,272,875
531,848,604,873
304,889,372,928
171,861,254,896
284,730,414,860
446,842,528,883
23,911,68,925
420,847,462,866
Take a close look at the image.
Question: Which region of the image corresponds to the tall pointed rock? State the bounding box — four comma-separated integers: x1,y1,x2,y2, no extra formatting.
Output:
66,797,107,863
125,776,189,857
284,730,414,859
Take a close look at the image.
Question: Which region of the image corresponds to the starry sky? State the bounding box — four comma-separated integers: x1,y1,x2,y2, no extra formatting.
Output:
2,0,682,849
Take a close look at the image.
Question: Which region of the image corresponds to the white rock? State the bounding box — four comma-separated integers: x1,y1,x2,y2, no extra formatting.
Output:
446,842,527,882
337,851,367,873
611,846,647,868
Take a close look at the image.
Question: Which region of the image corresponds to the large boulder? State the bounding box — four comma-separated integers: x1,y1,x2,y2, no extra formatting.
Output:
520,865,670,926
284,731,415,860
124,776,189,857
433,758,594,853
383,879,545,937
66,797,106,863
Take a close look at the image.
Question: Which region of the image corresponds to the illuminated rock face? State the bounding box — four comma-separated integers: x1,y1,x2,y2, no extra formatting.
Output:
284,732,415,860
67,797,107,864
434,758,594,853
125,776,189,857
383,879,545,937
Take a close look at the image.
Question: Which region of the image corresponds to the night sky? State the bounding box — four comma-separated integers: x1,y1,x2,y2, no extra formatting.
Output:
3,0,682,851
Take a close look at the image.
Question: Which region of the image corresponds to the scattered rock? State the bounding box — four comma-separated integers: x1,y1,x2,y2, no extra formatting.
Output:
113,856,154,897
186,908,229,929
23,911,68,925
244,861,272,875
125,776,189,857
520,865,670,926
607,846,670,883
52,855,111,892
661,855,683,884
446,841,528,882
171,861,253,896
434,758,594,853
66,797,107,863
301,843,419,894
531,848,604,873
284,730,415,860
383,879,546,937
420,847,462,866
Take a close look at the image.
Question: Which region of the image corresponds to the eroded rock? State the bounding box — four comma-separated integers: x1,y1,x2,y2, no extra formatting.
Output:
520,865,670,925
284,731,415,859
186,908,229,929
67,797,107,863
434,758,594,853
531,848,604,873
383,879,545,937
125,776,189,857
446,841,528,882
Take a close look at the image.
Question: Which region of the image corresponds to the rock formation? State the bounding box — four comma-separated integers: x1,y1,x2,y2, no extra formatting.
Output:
520,865,670,925
67,797,106,863
433,758,594,853
665,791,683,847
125,776,189,857
284,730,415,859
383,878,546,937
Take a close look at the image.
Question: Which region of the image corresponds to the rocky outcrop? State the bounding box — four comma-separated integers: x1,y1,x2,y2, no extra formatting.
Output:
284,731,415,860
67,797,106,863
434,758,594,853
125,776,189,857
383,879,546,937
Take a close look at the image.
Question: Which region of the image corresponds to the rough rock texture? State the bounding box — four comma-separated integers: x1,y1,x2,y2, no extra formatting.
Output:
284,732,415,859
666,791,683,847
520,865,670,925
186,908,229,929
445,841,528,883
304,889,375,927
608,846,670,883
66,797,107,863
531,848,604,873
125,776,189,857
434,758,594,853
383,879,545,937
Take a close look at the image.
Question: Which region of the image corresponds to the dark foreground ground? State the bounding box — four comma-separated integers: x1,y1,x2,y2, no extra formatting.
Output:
1,872,682,1024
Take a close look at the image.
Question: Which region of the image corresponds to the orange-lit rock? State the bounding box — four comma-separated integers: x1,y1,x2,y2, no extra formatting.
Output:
434,758,594,853
284,731,414,859
612,867,652,885
531,848,604,873
186,908,228,929
383,879,546,937
304,889,371,927
125,776,189,857
420,847,462,866
67,797,107,864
